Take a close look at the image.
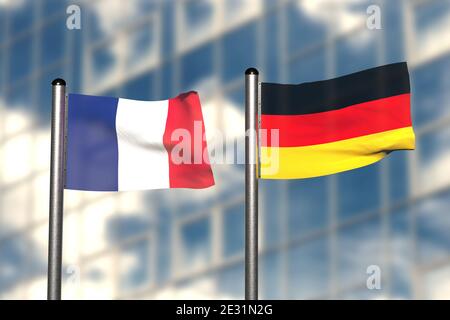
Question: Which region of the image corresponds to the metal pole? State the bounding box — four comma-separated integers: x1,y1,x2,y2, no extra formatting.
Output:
47,78,67,300
245,68,259,300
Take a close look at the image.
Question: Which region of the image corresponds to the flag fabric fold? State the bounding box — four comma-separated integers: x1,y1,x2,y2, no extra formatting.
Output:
260,62,415,179
66,91,215,191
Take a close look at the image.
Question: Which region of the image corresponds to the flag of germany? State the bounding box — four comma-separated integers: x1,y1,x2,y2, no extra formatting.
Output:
260,62,415,179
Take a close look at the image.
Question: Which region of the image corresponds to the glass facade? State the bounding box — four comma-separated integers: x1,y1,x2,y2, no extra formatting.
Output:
0,0,450,299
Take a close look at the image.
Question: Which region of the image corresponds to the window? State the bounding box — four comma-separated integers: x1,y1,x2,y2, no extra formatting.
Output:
336,29,378,76
286,2,327,56
106,215,152,244
289,49,326,84
87,0,157,43
217,263,244,299
183,0,214,31
0,235,31,294
338,164,381,219
288,237,330,299
337,217,383,291
387,152,409,203
173,190,218,218
180,43,214,92
156,213,172,284
161,0,175,56
40,17,66,68
221,22,258,82
180,217,212,271
8,37,32,84
224,86,244,111
288,177,328,238
223,202,244,257
5,83,32,115
263,11,281,82
412,55,450,127
381,0,406,64
182,0,214,38
260,252,282,299
81,254,115,299
124,73,155,101
43,0,69,17
90,41,119,87
417,126,450,193
414,0,450,59
10,0,35,36
417,191,450,263
86,3,107,43
260,180,284,247
180,0,216,48
119,239,152,292
159,62,173,99
389,209,413,299
125,20,159,71
81,197,119,256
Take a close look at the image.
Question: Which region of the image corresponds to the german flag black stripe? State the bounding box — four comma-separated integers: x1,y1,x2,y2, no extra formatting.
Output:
261,62,410,115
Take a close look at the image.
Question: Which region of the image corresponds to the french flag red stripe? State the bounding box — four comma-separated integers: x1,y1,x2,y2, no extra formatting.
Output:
164,92,215,188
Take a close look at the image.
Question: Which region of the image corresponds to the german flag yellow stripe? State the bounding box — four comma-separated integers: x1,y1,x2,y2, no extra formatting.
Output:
260,127,415,179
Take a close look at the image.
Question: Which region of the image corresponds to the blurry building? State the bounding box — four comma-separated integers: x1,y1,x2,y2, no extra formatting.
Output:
0,0,450,299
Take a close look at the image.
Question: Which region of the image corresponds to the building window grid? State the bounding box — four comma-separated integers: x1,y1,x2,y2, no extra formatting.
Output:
0,0,449,299
84,13,162,94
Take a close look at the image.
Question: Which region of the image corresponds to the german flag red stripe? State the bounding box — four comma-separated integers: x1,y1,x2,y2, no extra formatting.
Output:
261,93,411,147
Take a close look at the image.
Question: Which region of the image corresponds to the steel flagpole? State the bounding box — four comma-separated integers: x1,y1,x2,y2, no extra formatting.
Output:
244,68,259,300
47,78,67,300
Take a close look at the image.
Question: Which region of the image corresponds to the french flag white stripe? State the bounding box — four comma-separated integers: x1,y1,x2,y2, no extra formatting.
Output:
115,98,170,191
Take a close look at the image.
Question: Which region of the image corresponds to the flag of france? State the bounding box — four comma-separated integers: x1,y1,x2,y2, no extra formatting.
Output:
65,92,215,191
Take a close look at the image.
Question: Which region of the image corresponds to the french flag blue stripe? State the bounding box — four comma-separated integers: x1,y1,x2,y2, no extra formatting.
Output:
66,93,119,191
